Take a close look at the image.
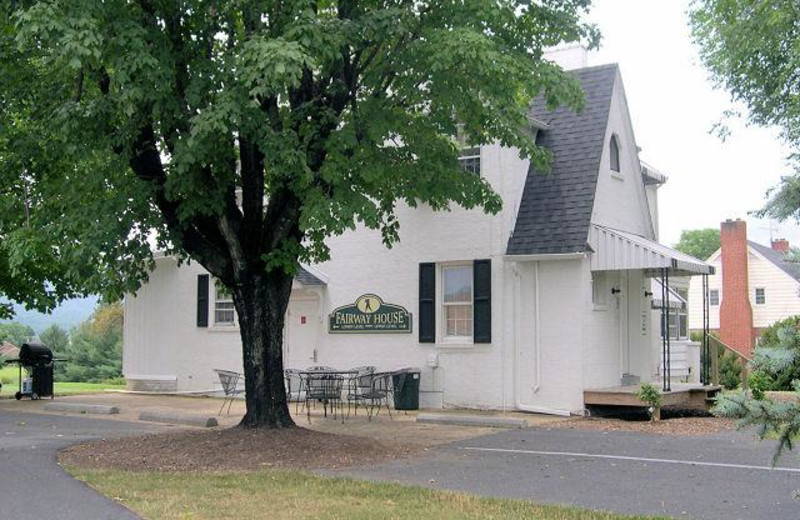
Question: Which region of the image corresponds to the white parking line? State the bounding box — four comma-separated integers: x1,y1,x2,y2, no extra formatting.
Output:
460,446,800,474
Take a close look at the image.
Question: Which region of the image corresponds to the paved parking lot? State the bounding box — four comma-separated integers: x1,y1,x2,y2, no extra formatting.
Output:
339,426,800,520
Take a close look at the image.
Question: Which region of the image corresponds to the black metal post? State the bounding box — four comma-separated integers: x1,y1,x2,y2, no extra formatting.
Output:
665,268,671,392
661,268,668,392
702,273,710,385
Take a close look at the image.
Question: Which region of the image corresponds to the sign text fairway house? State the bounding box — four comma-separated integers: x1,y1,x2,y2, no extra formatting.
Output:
329,294,412,333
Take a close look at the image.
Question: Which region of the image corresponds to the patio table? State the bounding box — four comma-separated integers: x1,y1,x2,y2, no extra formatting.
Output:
294,369,358,422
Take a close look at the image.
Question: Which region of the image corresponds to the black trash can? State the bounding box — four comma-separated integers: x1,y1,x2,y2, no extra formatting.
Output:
392,369,420,411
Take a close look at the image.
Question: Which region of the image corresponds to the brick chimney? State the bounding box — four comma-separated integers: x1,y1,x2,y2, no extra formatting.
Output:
771,238,790,253
719,219,754,357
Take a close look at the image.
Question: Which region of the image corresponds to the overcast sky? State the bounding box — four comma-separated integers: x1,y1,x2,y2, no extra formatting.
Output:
583,0,797,249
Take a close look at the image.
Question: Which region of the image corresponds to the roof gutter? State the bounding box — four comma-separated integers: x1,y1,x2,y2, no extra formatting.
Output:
504,252,587,262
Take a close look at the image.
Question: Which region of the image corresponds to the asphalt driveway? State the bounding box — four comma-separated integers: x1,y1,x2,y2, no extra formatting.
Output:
338,425,800,520
0,410,165,520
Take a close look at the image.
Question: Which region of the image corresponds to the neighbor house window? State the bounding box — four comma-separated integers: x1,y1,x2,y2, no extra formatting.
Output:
755,288,766,305
709,289,720,306
214,285,236,326
610,135,621,172
442,265,473,338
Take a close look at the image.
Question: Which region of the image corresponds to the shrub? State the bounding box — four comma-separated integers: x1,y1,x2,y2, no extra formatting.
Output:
751,316,800,391
636,382,662,421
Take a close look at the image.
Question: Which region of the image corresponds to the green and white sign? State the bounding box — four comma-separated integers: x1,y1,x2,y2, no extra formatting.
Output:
329,294,412,333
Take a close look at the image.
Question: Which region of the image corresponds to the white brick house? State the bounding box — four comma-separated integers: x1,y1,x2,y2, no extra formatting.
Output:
123,53,712,414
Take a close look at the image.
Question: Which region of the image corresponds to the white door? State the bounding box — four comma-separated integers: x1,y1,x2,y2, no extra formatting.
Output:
284,298,320,368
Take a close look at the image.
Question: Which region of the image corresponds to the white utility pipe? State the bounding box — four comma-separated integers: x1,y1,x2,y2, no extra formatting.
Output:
511,261,571,417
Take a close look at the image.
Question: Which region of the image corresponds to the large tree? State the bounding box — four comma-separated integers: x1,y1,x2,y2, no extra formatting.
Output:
690,0,800,220
0,0,598,428
674,228,720,261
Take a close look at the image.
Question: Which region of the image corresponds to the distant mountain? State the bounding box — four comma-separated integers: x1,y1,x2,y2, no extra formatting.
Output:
1,296,99,334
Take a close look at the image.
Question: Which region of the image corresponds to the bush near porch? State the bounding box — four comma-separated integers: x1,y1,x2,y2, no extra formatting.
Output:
748,316,800,392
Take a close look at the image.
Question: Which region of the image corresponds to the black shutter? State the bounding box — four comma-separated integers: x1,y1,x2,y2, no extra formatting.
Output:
473,259,491,343
419,263,436,343
197,274,209,327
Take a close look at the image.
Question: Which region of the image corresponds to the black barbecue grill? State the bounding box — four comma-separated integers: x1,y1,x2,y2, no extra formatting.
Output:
3,341,64,400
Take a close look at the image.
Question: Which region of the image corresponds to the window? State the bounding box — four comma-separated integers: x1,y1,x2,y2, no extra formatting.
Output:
755,288,766,305
214,285,236,326
610,135,620,172
661,307,688,341
459,146,481,175
592,272,607,308
442,265,473,338
709,289,719,306
456,126,480,175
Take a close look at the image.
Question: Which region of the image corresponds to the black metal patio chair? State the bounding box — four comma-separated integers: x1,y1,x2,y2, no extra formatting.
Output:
353,371,395,421
213,368,244,415
345,365,377,417
303,371,345,423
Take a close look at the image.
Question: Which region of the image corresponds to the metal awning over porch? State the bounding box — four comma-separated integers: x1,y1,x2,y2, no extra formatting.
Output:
588,224,715,276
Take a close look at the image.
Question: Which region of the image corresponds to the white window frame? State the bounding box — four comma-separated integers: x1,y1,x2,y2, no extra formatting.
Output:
709,289,720,306
755,287,766,305
213,284,237,327
456,125,481,175
592,272,608,310
458,146,481,175
439,263,474,345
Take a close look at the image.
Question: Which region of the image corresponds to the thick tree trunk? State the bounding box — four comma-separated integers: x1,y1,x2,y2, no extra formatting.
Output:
233,268,295,429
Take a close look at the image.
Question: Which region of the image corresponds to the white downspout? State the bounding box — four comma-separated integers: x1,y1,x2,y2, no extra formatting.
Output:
512,260,572,417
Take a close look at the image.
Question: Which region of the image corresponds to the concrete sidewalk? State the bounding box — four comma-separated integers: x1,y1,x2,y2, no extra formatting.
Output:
0,392,567,448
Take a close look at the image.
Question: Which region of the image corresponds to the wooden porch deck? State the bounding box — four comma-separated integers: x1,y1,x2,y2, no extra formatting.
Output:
584,383,722,411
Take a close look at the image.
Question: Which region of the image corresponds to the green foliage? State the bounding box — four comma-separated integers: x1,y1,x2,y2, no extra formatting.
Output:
750,317,800,391
689,2,800,221
55,303,122,383
674,228,720,261
714,383,800,464
718,350,743,390
636,383,661,420
0,322,34,346
40,324,69,356
0,1,600,298
747,370,771,400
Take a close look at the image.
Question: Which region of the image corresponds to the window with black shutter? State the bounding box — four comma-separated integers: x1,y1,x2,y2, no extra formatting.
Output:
197,274,209,327
473,259,492,343
419,263,436,343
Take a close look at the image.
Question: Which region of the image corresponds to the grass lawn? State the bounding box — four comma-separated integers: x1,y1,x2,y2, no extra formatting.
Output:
70,468,670,520
1,365,123,397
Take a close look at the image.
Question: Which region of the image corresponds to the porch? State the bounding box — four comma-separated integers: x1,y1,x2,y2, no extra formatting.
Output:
584,382,723,413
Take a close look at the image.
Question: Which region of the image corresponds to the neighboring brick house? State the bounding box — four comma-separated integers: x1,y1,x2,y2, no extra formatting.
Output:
0,341,19,359
688,219,800,357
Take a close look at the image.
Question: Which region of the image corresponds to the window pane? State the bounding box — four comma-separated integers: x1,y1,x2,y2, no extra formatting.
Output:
443,266,472,303
755,288,765,305
445,304,472,338
710,289,719,306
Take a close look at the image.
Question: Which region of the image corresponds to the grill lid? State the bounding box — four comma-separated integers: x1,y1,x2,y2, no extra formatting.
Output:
19,341,53,365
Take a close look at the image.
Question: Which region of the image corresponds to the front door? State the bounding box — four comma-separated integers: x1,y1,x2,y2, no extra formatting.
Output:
284,297,321,368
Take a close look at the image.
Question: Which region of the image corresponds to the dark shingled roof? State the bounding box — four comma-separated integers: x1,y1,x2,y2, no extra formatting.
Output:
296,266,326,286
748,241,800,282
507,64,618,255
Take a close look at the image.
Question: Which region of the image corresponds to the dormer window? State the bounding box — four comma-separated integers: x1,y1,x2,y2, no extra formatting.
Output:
610,135,620,172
